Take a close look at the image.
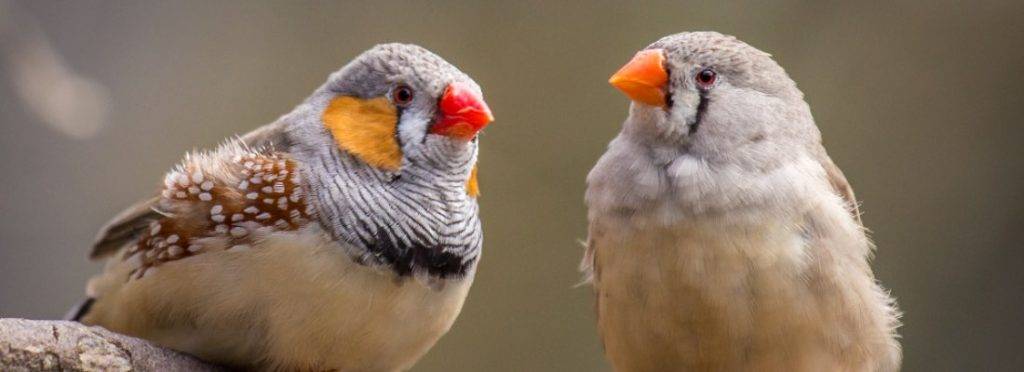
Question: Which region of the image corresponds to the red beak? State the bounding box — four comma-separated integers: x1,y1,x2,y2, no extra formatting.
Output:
430,82,494,140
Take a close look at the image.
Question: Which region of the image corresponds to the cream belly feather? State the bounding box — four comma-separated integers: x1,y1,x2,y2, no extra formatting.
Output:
592,199,900,372
83,224,473,372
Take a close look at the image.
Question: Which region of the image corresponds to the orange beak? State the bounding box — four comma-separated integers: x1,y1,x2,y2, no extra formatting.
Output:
609,49,669,107
430,82,494,141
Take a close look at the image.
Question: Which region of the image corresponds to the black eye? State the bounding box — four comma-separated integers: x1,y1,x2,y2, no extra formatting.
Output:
392,85,414,106
696,68,717,89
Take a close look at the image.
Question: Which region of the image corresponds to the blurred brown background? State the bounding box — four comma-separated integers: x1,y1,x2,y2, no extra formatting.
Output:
1,1,1022,371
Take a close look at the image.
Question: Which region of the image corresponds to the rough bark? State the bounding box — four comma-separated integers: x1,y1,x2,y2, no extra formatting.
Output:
0,318,222,372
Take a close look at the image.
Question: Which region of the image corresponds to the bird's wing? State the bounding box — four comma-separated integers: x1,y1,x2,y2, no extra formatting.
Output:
88,121,290,259
820,154,862,225
90,197,164,259
86,141,313,286
78,139,319,364
579,235,597,285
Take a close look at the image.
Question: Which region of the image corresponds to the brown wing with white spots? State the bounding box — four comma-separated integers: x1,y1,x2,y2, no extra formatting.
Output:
120,147,315,281
89,122,290,259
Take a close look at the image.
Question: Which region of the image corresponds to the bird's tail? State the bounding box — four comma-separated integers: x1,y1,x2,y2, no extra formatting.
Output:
63,297,95,321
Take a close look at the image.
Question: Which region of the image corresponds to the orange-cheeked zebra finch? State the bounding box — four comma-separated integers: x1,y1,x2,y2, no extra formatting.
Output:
69,43,493,371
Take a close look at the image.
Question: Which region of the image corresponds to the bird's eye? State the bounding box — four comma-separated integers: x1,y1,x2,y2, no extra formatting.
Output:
392,85,414,106
696,69,717,89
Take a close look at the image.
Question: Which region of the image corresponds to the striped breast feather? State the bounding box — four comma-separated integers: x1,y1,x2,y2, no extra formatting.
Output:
309,146,483,280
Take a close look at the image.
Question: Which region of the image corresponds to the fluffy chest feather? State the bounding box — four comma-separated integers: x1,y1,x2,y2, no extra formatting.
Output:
591,221,843,371
590,203,900,372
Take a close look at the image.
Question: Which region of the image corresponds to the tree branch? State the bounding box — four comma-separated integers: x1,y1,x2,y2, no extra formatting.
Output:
0,318,222,371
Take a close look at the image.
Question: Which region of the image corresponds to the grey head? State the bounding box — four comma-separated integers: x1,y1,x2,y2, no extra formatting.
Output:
279,43,493,281
592,32,839,223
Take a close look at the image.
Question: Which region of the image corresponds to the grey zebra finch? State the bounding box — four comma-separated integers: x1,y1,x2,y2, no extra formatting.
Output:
582,32,901,371
71,43,493,371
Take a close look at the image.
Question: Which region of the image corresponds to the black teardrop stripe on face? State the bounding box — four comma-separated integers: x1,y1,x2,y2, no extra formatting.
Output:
690,90,710,135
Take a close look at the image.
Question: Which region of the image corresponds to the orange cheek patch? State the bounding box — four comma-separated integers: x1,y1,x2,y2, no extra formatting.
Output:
322,96,403,171
466,164,480,198
323,96,480,198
